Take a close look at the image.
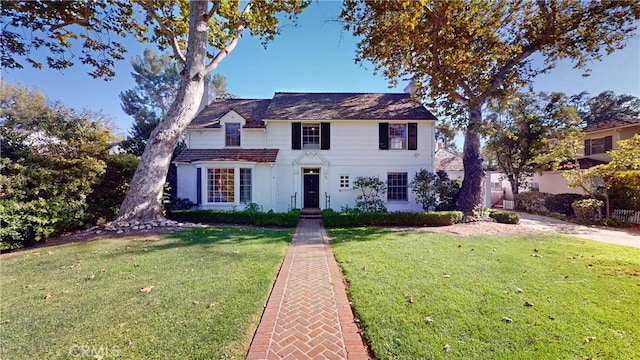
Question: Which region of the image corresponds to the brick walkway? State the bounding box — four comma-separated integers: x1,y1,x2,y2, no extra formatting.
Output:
246,219,371,360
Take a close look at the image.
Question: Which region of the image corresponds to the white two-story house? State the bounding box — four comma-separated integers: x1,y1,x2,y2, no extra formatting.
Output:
174,92,438,212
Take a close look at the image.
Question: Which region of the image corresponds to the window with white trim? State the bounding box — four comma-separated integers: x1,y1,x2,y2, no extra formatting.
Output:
225,123,241,147
302,123,320,149
389,124,407,150
339,175,350,189
387,172,408,201
240,168,252,203
208,168,235,203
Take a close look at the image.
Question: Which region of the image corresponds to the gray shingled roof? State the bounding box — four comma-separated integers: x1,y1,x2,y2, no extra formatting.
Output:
188,92,437,129
174,148,279,163
583,118,640,133
263,92,437,120
189,99,271,129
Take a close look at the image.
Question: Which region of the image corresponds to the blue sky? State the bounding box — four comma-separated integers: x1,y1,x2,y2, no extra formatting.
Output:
3,1,639,136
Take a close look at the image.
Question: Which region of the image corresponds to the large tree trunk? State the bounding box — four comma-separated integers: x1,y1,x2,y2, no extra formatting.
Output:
115,1,209,222
458,105,485,216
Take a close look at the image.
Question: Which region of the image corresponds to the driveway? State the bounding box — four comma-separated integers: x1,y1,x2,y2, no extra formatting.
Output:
517,212,640,249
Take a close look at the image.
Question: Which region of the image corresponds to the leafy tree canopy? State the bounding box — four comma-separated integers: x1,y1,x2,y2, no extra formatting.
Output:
570,91,640,125
484,91,582,196
342,0,639,215
119,48,234,156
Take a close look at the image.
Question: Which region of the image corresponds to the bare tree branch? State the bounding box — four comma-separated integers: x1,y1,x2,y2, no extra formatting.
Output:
49,0,93,31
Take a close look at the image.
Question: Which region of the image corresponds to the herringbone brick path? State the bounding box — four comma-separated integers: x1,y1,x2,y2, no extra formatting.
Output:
246,219,371,360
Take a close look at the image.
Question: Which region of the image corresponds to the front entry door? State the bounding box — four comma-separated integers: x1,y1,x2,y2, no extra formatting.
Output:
303,169,320,208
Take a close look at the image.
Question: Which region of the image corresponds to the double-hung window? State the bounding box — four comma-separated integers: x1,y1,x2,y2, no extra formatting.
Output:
389,124,407,150
302,123,320,149
387,172,408,201
379,123,417,150
225,123,241,147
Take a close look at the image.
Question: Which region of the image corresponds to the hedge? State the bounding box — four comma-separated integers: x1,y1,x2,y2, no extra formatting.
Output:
167,209,300,227
322,209,463,228
488,210,520,224
544,193,586,217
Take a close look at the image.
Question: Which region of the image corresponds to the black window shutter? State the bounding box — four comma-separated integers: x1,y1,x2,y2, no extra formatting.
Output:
320,122,330,150
604,136,613,151
292,122,301,150
379,122,389,150
408,123,418,150
584,139,591,156
196,167,202,205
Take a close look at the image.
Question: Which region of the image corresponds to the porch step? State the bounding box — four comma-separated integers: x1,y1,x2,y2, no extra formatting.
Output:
300,208,322,219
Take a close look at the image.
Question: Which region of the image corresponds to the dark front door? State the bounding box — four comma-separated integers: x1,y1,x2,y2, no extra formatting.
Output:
303,170,320,208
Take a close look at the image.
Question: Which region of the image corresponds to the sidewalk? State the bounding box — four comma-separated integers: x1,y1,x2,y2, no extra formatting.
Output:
246,219,371,360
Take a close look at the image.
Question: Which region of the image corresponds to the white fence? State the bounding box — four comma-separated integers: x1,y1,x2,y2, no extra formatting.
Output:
611,209,640,224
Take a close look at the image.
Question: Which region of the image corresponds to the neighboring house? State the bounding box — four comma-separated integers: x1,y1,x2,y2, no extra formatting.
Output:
174,92,438,212
491,118,640,201
434,142,464,180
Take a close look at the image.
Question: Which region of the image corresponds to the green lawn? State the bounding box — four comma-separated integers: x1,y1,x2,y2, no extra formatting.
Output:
329,228,640,360
0,227,292,359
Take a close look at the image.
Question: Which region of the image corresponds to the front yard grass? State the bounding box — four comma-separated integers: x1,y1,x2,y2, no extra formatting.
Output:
0,226,292,359
329,228,640,360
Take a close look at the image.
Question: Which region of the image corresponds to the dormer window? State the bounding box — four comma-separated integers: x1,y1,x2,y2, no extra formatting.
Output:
225,123,241,147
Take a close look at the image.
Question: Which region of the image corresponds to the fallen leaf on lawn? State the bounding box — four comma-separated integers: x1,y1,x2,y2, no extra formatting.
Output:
585,336,596,343
533,248,539,252
46,251,54,255
516,287,523,293
93,354,104,360
586,264,594,269
139,286,154,293
502,317,513,323
524,301,534,307
531,253,543,258
44,292,54,300
443,344,451,352
457,244,462,248
100,268,107,273
23,285,31,289
425,316,434,324
193,300,200,305
407,296,414,304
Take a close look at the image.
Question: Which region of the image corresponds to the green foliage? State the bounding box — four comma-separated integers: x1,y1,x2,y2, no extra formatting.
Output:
168,209,300,228
0,82,115,249
564,134,640,216
484,92,582,196
609,170,640,211
545,193,586,217
353,176,387,212
85,154,140,224
410,169,437,211
572,198,604,220
515,191,550,213
571,91,640,125
434,170,461,211
488,210,520,224
322,210,463,228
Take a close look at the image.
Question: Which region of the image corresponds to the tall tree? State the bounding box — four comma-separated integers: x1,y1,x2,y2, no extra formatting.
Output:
570,91,640,125
2,0,309,222
120,49,233,156
341,0,639,216
484,92,582,198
